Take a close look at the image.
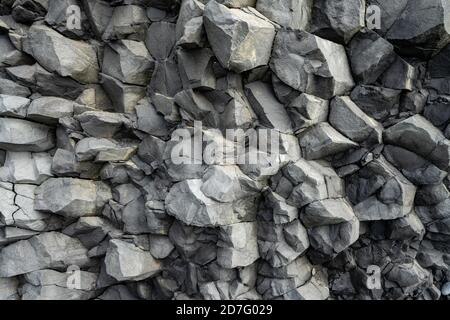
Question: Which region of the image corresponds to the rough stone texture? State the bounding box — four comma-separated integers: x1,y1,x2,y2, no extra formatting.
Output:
203,1,276,73
0,0,448,302
270,29,355,99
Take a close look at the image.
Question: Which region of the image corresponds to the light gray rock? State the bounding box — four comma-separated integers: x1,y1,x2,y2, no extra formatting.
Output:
349,156,416,221
100,73,147,113
217,222,259,268
22,269,98,300
0,94,29,118
270,29,355,99
0,232,89,277
0,277,19,300
298,122,358,160
76,111,128,138
0,151,52,184
148,235,174,259
24,24,99,84
166,179,253,227
258,220,309,268
256,0,312,30
34,178,112,218
102,5,149,41
27,96,75,124
203,1,276,73
201,165,261,202
0,118,55,152
287,93,329,132
102,39,154,86
301,198,356,227
135,98,169,137
0,78,31,97
105,239,161,281
245,81,293,134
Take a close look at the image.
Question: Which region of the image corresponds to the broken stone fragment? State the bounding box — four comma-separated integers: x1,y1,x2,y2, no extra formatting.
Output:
177,16,205,48
105,238,161,281
257,220,309,268
383,145,447,185
301,198,356,228
350,84,401,121
76,111,128,138
217,222,259,268
34,178,112,218
177,48,216,90
0,151,52,184
0,232,89,277
24,24,99,84
347,28,396,84
145,21,176,60
384,115,450,170
264,189,299,224
203,0,276,73
270,29,355,99
385,0,450,58
27,96,75,124
166,179,251,227
82,0,113,39
7,63,85,100
0,117,55,152
256,0,312,30
245,81,293,134
100,73,146,113
348,156,416,221
310,0,365,44
379,56,416,91
307,217,359,262
135,98,169,137
298,122,359,160
102,39,155,86
287,93,329,132
102,5,149,41
0,78,31,97
0,94,30,118
201,165,261,203
22,269,98,300
0,277,19,300
329,96,383,144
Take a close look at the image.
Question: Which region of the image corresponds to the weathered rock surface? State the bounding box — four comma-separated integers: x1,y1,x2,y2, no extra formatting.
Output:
203,1,276,73
270,29,355,99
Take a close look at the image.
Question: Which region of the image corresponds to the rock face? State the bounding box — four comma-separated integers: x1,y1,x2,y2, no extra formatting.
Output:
34,178,112,218
270,29,355,99
0,0,448,302
24,24,99,84
0,118,55,152
203,1,276,73
0,232,89,277
105,239,161,281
